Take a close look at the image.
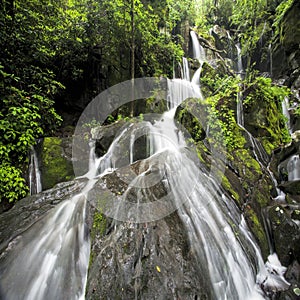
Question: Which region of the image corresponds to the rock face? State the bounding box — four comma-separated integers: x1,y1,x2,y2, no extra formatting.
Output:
266,135,300,299
272,0,300,131
91,120,126,157
87,211,212,300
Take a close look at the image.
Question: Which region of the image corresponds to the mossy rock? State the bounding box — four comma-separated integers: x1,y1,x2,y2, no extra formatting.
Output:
279,180,300,195
201,61,233,98
230,149,263,188
175,98,207,142
221,168,242,205
244,205,269,260
267,204,300,266
145,97,168,114
280,0,300,54
41,137,75,190
243,78,291,154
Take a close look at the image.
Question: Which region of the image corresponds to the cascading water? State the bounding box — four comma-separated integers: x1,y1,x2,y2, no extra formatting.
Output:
190,31,206,96
190,30,206,63
84,76,288,298
287,154,300,181
0,189,91,300
29,144,42,195
269,43,273,77
226,30,234,61
235,42,244,126
0,143,99,300
182,57,190,81
282,96,292,134
0,51,290,300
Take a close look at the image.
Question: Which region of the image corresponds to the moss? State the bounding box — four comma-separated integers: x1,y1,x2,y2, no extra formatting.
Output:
221,175,240,203
205,92,246,151
252,183,270,207
231,149,262,188
41,137,74,190
279,0,300,51
89,209,107,267
145,97,168,114
245,206,269,259
92,211,107,237
195,142,212,169
175,98,207,143
260,138,275,155
243,77,291,153
239,149,261,173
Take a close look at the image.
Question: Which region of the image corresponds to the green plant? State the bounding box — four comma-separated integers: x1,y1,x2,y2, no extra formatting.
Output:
243,76,291,148
202,73,246,150
0,163,28,203
273,0,294,40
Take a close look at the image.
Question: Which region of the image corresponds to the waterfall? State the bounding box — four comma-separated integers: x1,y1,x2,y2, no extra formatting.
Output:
226,30,234,61
182,57,190,81
89,76,288,297
190,30,206,98
236,43,244,78
190,30,206,63
287,154,300,181
0,80,290,298
268,43,273,77
282,96,291,134
0,143,99,300
239,125,269,167
235,43,244,126
90,77,288,297
29,143,42,195
240,125,286,202
0,189,92,300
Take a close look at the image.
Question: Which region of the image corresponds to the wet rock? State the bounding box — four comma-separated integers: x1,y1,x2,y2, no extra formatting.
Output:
279,181,300,196
91,120,126,157
270,140,300,188
174,95,272,259
280,0,300,56
0,179,87,252
175,98,207,142
267,204,300,266
86,151,214,299
272,0,300,88
275,260,300,300
86,211,213,300
210,25,236,62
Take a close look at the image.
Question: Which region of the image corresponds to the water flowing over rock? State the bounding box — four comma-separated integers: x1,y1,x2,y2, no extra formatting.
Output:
0,73,293,300
1,19,299,298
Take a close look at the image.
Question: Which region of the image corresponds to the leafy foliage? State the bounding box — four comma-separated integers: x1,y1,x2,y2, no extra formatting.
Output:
203,75,246,150
272,0,294,41
0,1,64,203
201,64,290,151
243,76,291,149
0,0,193,204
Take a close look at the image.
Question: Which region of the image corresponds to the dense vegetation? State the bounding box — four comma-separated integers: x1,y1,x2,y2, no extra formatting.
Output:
0,0,296,204
0,0,190,204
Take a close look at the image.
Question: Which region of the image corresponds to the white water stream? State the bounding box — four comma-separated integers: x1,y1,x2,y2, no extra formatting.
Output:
0,33,291,300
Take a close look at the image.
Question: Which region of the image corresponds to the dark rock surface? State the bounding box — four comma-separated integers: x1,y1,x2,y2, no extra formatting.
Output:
86,213,212,300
